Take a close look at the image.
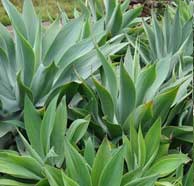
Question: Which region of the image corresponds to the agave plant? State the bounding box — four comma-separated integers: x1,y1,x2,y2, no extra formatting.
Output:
65,45,192,141
0,108,191,186
76,0,143,36
137,7,193,65
0,0,128,120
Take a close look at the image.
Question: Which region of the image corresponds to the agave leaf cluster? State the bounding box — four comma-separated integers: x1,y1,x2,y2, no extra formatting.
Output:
0,99,191,185
136,7,193,65
79,0,143,36
66,45,192,142
0,0,193,186
0,0,128,119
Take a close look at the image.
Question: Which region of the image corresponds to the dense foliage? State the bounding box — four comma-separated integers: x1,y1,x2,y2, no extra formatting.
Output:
0,0,193,185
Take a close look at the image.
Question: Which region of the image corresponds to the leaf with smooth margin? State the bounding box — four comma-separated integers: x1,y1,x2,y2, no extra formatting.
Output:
122,6,143,28
145,119,161,162
91,138,111,186
2,0,27,38
96,46,118,105
103,0,116,23
93,78,114,122
54,42,128,86
146,154,190,177
43,17,84,65
152,86,179,123
144,55,171,101
24,96,43,156
0,152,43,180
66,117,90,144
107,4,123,35
117,63,136,124
64,139,92,186
0,179,33,186
50,96,67,167
98,146,125,186
31,62,58,102
135,64,156,106
84,137,95,167
22,0,38,46
40,95,58,155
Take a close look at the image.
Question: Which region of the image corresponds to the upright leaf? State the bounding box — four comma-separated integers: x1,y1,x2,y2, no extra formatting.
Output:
64,139,92,186
91,138,111,186
2,0,27,38
40,95,58,155
93,78,115,122
98,146,125,186
118,63,136,124
96,47,118,104
135,64,156,106
107,4,123,35
50,96,67,167
24,96,42,156
145,119,161,162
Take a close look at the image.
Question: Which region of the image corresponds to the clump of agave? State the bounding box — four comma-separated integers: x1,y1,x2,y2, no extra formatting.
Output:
0,0,193,186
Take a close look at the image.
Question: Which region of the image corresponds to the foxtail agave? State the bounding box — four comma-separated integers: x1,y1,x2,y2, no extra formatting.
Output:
66,45,192,142
0,105,191,186
0,0,128,120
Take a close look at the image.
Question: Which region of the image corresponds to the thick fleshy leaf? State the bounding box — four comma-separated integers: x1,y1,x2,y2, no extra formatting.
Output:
40,95,58,155
152,86,179,123
121,0,131,12
96,47,118,104
107,4,123,35
1,0,27,38
162,126,193,143
0,152,43,180
50,96,67,167
66,117,90,144
117,63,136,124
121,168,142,186
17,72,33,107
17,34,35,87
0,120,23,138
146,154,190,177
24,96,42,156
84,137,95,167
137,127,146,166
104,0,116,23
31,62,58,102
122,6,143,27
135,65,156,106
91,138,111,186
93,78,115,122
145,119,161,162
43,17,84,65
124,174,158,186
98,146,125,186
17,130,44,165
64,139,92,186
183,164,193,186
123,101,153,132
0,179,33,186
43,165,79,186
54,42,128,86
123,136,134,171
42,18,61,59
144,56,171,101
22,0,38,46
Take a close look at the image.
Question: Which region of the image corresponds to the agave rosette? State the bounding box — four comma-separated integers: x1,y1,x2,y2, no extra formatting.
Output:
0,0,128,119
